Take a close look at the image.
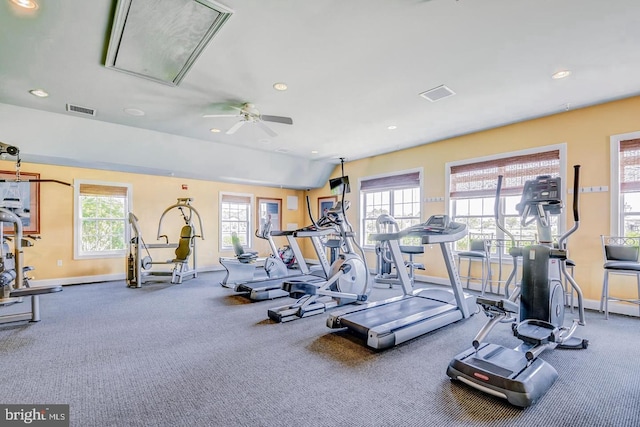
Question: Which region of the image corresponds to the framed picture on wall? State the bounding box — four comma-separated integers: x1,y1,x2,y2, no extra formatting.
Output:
257,198,282,232
318,196,337,218
0,171,40,235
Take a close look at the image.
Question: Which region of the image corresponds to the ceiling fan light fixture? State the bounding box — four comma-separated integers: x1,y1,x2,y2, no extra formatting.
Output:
273,82,288,91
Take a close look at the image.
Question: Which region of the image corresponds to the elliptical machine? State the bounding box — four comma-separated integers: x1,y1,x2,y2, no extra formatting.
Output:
447,165,588,408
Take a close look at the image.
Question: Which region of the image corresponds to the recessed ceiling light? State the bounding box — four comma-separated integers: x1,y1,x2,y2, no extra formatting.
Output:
28,89,48,98
10,0,38,9
124,108,145,116
387,125,397,130
311,150,319,154
552,70,571,79
210,128,221,133
273,82,288,91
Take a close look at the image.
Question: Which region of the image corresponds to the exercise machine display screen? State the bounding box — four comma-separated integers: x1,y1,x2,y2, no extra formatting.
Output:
516,175,562,216
424,215,450,232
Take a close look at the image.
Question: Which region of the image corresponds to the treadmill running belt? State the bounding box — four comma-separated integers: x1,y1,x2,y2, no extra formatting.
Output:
337,296,457,336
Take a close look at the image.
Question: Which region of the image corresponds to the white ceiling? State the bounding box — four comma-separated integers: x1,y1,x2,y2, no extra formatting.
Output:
1,0,640,189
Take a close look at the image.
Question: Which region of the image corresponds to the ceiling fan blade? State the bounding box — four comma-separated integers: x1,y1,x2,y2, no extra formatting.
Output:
226,121,246,135
261,115,293,125
256,121,278,137
203,113,242,118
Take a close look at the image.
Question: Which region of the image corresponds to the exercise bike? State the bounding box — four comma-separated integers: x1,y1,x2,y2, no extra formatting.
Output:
267,199,370,322
447,165,588,407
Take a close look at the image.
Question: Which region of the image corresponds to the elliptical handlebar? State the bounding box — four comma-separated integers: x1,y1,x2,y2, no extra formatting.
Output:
572,164,580,223
494,175,516,245
558,165,580,249
494,175,519,300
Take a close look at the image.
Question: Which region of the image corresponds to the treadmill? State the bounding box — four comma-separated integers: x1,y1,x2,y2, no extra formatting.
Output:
232,229,331,301
326,215,476,350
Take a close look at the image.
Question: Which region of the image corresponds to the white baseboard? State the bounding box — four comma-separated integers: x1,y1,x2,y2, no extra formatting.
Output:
31,265,226,287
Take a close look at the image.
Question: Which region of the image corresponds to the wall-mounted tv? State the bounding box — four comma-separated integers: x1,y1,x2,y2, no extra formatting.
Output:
330,176,350,195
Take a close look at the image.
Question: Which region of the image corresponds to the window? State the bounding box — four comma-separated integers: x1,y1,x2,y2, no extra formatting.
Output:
448,146,564,253
360,170,422,246
612,132,640,237
74,180,132,259
220,192,253,249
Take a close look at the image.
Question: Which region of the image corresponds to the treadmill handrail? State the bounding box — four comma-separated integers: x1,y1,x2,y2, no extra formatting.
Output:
371,221,467,243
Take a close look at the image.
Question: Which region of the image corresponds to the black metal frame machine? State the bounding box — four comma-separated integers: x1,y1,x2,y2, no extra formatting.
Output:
447,165,588,407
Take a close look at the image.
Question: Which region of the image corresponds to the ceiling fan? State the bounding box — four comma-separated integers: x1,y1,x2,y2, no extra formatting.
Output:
203,103,293,137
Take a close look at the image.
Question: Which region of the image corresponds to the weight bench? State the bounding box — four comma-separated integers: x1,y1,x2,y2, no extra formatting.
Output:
1,284,62,324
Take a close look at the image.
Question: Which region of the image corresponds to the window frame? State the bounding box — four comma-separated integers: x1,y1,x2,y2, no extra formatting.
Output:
219,191,254,251
73,179,133,260
359,168,423,248
445,143,567,255
610,130,640,236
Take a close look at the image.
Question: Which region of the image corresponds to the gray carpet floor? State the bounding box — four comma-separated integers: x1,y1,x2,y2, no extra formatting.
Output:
0,272,638,427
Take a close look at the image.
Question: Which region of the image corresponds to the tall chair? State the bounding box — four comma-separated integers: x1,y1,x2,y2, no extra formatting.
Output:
600,235,640,319
457,233,493,294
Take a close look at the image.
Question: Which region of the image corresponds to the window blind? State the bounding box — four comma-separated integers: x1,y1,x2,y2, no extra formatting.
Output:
620,138,640,192
361,171,420,191
450,150,560,198
221,194,251,204
79,183,128,197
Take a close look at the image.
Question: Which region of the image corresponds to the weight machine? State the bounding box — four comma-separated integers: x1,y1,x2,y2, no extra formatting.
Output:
127,198,204,287
0,142,64,323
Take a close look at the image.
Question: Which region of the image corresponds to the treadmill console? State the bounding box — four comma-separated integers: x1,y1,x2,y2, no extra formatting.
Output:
516,175,562,216
424,214,450,233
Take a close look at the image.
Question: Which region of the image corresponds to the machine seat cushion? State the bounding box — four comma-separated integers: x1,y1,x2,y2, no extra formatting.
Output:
10,285,63,297
173,225,193,262
399,245,424,255
604,261,640,271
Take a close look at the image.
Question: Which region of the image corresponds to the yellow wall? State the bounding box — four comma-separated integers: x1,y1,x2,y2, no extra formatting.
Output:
6,95,640,303
306,95,640,302
0,160,306,281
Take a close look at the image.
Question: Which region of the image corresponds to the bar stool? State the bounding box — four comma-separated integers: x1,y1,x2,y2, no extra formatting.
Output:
600,235,640,319
457,233,493,294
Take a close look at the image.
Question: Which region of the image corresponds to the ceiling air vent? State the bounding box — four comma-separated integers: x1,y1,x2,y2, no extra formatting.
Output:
419,85,456,102
66,104,97,116
105,0,233,86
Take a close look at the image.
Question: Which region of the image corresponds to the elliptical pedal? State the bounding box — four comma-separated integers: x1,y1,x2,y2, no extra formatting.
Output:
514,320,559,346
